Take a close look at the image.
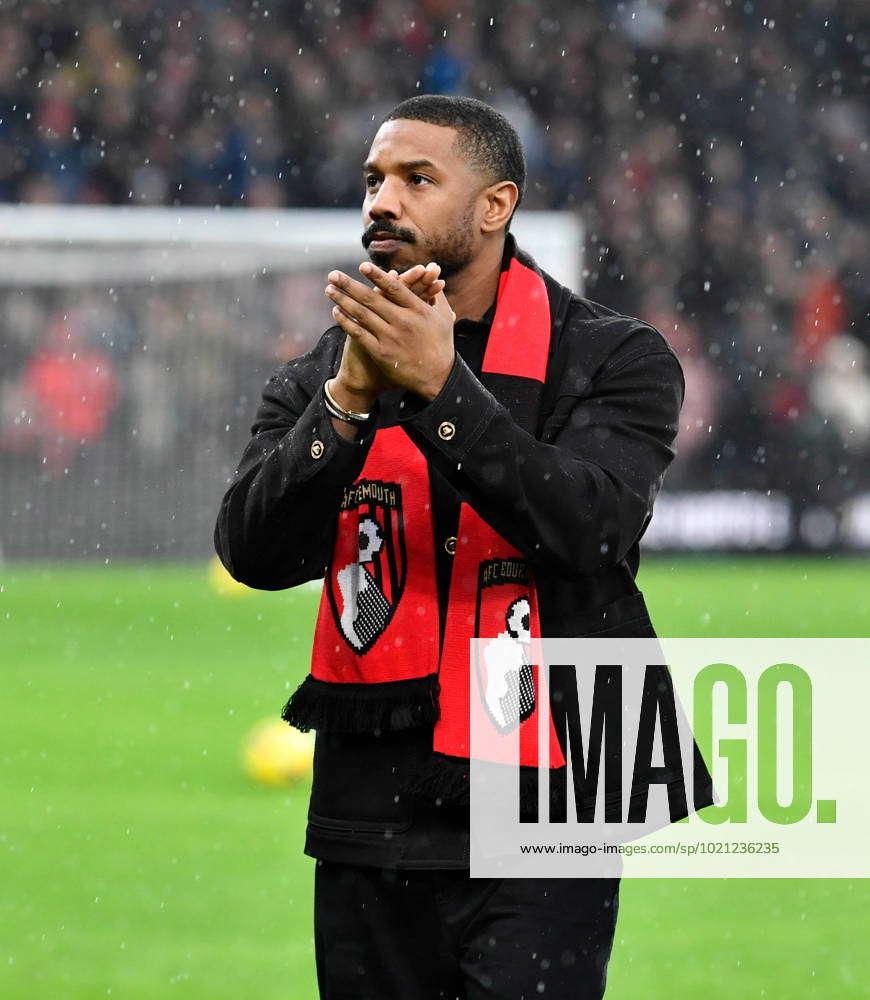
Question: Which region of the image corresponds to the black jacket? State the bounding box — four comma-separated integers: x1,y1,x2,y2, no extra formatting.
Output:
215,259,687,868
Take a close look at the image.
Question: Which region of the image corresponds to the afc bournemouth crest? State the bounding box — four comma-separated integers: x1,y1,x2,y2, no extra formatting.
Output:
327,479,406,655
474,558,536,734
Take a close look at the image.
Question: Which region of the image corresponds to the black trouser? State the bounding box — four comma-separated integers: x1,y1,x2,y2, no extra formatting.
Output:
314,860,621,999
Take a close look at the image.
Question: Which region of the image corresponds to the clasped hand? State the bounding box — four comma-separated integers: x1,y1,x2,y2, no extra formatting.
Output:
326,261,456,403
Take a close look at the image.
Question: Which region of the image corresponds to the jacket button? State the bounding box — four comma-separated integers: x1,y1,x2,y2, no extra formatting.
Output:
437,420,456,441
310,439,324,459
444,536,457,555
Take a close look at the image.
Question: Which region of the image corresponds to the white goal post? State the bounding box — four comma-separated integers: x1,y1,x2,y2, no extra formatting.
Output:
0,205,584,289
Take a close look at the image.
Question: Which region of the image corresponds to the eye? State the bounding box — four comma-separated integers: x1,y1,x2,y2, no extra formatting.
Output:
409,174,431,186
365,174,380,189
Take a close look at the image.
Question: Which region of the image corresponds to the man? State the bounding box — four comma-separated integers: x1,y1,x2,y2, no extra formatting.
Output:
215,95,705,999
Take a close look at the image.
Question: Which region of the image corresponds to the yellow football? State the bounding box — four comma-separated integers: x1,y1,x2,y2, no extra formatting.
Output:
208,555,252,597
242,717,315,786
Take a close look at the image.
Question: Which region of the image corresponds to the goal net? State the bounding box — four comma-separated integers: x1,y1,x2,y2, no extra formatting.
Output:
0,206,583,562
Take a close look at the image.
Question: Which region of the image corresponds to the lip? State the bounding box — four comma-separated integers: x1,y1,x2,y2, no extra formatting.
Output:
368,237,405,252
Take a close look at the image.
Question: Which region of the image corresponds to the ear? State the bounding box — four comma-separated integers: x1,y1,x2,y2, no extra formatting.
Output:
479,180,519,234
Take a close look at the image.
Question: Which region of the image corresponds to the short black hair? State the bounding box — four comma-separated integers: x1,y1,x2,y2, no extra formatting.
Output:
382,94,526,229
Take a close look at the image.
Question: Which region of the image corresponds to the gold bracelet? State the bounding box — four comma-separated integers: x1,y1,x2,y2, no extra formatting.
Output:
323,379,371,424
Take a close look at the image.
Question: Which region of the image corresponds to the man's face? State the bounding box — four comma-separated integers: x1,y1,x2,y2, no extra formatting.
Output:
361,119,484,278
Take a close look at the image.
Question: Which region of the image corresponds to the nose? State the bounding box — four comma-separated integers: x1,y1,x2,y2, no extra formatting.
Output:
365,176,402,223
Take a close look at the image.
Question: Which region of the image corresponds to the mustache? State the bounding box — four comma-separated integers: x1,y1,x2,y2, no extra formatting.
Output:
361,222,416,249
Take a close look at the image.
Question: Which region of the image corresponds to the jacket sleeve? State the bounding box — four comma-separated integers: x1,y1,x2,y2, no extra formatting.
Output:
395,330,684,578
213,365,379,590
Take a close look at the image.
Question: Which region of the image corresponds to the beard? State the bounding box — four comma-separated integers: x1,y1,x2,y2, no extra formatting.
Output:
361,201,476,278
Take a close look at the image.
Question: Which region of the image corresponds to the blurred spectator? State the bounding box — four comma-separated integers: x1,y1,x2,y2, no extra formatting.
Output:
640,294,721,486
794,266,848,365
23,311,120,473
0,0,867,499
810,335,870,450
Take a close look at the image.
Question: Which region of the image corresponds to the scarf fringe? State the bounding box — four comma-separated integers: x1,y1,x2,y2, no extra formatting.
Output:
403,751,470,804
403,751,568,819
282,673,440,734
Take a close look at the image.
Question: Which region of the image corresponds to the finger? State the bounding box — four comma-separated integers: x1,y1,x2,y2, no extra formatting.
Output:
331,305,382,357
404,262,441,290
421,261,441,284
394,265,430,298
391,263,426,286
365,265,432,304
365,264,424,290
327,269,394,322
432,288,456,323
415,265,441,295
325,284,389,337
404,261,439,286
424,278,446,303
370,263,439,300
405,274,440,298
358,261,422,309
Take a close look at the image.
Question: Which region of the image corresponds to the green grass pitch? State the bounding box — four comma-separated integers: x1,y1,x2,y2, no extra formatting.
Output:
2,557,868,998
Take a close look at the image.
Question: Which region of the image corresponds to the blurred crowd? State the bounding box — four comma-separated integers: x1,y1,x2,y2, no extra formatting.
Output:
1,0,869,506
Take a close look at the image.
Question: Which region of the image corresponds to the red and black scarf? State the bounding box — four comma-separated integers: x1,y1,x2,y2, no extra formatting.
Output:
283,239,570,801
